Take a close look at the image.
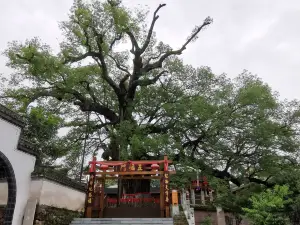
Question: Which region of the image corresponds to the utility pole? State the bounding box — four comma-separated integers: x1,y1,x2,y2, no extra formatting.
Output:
79,111,90,183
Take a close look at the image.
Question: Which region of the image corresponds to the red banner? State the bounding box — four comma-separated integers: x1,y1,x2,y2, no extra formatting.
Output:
107,198,160,204
86,172,95,206
164,172,170,206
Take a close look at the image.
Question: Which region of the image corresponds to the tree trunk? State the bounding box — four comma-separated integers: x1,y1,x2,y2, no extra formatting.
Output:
114,104,152,201
122,179,151,194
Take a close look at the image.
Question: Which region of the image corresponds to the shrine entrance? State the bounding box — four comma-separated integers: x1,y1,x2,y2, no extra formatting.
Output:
84,155,175,218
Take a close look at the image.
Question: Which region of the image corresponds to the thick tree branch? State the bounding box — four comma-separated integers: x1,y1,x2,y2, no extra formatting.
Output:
72,96,118,122
248,177,274,188
211,169,241,186
90,27,121,96
124,4,169,101
6,87,119,122
119,74,130,90
140,3,166,54
34,87,119,122
145,121,175,134
143,18,212,72
92,56,121,97
79,81,97,102
182,133,206,148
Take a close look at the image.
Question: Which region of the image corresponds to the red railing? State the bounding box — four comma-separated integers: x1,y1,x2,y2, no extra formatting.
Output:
106,192,160,208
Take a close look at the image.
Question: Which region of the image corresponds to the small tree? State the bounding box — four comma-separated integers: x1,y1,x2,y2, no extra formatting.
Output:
243,185,292,225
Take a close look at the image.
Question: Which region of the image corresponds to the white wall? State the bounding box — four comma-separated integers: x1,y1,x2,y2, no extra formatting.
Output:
0,118,36,225
38,179,85,211
0,178,85,212
29,180,43,199
0,181,7,205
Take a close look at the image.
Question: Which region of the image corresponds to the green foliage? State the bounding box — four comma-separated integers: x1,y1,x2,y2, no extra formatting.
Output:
243,185,292,225
271,169,300,223
21,106,74,166
25,107,61,142
106,179,117,187
35,205,83,225
201,217,212,225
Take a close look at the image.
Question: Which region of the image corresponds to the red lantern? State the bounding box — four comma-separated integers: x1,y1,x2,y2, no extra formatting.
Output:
151,164,159,170
100,164,109,171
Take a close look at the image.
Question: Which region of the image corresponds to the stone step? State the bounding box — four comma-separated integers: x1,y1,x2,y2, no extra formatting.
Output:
70,218,174,225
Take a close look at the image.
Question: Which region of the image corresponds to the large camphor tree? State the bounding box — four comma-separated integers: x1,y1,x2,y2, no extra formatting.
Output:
1,0,300,199
0,0,212,193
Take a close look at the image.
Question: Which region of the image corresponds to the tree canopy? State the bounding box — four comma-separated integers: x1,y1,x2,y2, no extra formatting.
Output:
1,0,300,196
243,185,292,225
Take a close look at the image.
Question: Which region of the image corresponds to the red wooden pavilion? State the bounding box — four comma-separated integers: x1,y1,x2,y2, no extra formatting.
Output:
84,155,176,218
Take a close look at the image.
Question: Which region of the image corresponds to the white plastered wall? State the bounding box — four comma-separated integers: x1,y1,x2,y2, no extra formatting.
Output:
0,118,36,225
0,178,86,212
37,179,85,211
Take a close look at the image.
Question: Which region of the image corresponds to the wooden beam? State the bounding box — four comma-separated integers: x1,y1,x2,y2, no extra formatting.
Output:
89,160,173,164
100,176,105,218
102,176,162,180
94,171,160,175
84,171,176,176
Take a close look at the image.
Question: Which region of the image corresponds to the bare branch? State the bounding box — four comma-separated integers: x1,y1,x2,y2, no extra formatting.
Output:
140,4,166,53
143,18,212,72
145,51,166,65
63,52,95,64
93,56,121,96
109,33,123,51
107,54,131,76
135,70,168,86
125,30,140,53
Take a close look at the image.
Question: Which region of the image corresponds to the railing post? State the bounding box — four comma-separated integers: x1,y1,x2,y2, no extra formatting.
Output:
190,207,195,225
216,207,226,225
100,177,105,217
171,190,179,216
186,200,190,219
209,190,214,202
201,190,206,205
191,189,195,205
182,189,187,210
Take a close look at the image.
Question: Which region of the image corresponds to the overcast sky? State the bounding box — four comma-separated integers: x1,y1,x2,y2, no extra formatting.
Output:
0,0,299,100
